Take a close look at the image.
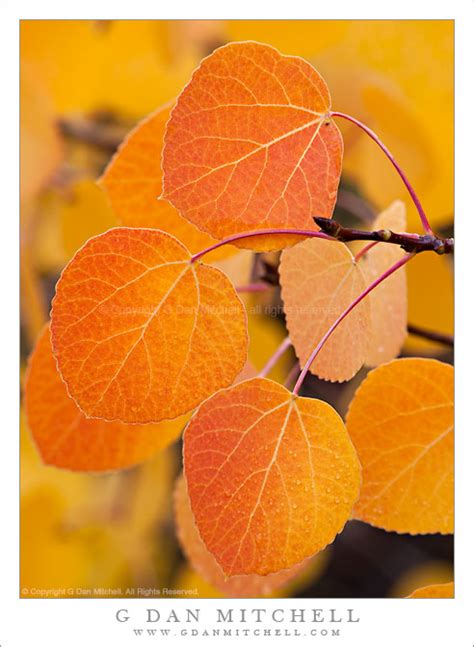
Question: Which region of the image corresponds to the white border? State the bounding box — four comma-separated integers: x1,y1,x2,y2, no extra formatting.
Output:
4,2,473,645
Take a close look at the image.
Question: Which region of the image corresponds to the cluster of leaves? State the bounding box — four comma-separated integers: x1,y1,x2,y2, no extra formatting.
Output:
24,41,453,596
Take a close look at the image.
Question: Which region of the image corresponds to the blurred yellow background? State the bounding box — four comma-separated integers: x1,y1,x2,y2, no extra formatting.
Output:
20,20,453,598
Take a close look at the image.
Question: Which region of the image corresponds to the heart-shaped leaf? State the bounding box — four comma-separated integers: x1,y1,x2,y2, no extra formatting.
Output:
346,358,453,534
162,41,343,251
50,228,248,423
280,236,370,382
184,377,360,576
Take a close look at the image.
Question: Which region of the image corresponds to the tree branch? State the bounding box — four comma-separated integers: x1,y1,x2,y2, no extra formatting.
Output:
57,117,126,152
314,217,454,255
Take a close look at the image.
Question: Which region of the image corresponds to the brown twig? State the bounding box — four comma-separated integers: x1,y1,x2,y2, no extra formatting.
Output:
57,117,126,152
259,259,280,286
407,324,454,348
314,217,454,255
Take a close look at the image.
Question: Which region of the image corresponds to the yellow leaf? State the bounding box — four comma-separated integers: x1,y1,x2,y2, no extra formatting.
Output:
346,358,453,534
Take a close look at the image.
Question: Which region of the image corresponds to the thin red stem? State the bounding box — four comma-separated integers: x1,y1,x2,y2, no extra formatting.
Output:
292,253,415,396
236,283,270,294
259,336,292,379
354,241,380,262
330,111,434,236
190,228,331,263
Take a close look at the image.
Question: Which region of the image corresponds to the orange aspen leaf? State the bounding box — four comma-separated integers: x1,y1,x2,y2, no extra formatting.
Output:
50,228,248,423
406,582,454,599
360,200,408,366
280,237,370,382
184,377,361,576
162,41,343,251
174,474,306,596
99,104,233,261
346,358,453,534
24,327,186,472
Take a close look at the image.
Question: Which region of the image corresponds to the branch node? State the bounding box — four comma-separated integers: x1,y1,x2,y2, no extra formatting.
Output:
378,229,392,242
314,217,342,239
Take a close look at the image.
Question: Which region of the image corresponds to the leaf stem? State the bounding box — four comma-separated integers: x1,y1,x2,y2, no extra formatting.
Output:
259,336,292,378
292,252,415,396
330,111,434,235
189,229,331,263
